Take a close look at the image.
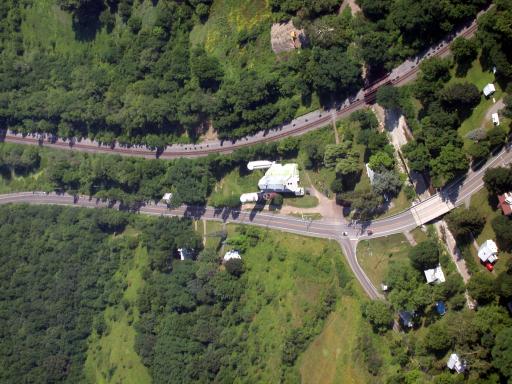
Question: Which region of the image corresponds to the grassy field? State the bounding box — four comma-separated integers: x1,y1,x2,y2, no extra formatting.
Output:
378,189,411,219
357,234,413,287
84,242,151,384
219,224,392,382
285,194,319,208
469,188,512,275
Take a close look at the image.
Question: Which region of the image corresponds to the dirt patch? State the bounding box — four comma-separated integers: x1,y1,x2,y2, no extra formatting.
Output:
339,0,362,15
271,21,306,54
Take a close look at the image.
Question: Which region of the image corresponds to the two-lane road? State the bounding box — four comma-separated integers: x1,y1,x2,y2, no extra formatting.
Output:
1,144,510,299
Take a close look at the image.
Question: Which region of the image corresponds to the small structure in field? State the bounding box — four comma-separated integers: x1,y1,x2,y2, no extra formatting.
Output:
478,240,499,264
447,353,467,373
483,83,496,97
223,250,241,262
424,265,446,284
246,161,305,196
498,192,512,216
271,21,306,54
398,310,414,329
162,192,173,205
491,112,500,126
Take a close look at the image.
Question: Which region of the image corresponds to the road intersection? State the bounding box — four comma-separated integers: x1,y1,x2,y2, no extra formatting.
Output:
1,145,510,299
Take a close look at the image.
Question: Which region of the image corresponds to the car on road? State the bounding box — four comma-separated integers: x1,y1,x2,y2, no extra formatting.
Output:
367,230,373,235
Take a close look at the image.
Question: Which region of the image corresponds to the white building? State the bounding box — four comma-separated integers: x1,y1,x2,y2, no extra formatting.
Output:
492,113,500,126
478,240,499,264
447,353,466,373
247,161,304,196
365,163,375,185
223,250,241,262
483,83,496,97
162,192,173,204
424,265,446,284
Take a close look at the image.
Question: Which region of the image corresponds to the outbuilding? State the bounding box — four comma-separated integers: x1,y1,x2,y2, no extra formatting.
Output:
483,83,496,97
447,353,467,373
498,192,512,216
162,192,173,204
398,310,414,329
492,113,500,126
178,248,194,261
223,250,241,262
424,265,446,284
478,240,499,264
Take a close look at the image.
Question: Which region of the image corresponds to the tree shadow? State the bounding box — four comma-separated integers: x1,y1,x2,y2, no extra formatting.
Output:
71,2,104,42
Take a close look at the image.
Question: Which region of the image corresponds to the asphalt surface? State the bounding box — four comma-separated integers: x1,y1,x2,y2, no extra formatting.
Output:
1,17,480,159
1,144,510,300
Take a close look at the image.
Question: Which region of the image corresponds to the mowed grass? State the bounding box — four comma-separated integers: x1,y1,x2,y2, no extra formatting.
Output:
449,58,503,141
208,167,263,202
84,245,151,384
469,188,512,275
284,194,319,208
378,189,411,218
357,234,413,287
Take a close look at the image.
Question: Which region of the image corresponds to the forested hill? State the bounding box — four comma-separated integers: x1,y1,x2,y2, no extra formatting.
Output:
0,0,488,146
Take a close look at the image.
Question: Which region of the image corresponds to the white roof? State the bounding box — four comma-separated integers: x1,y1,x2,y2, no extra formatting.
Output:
424,265,446,284
483,83,496,97
223,250,241,261
447,353,466,373
478,240,498,263
258,163,301,193
162,192,173,201
248,160,274,170
492,113,500,125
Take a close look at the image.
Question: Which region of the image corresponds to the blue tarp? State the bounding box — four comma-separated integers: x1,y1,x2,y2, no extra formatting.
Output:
436,301,446,315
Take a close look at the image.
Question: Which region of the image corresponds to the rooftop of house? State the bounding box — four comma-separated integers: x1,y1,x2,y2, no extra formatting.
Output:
447,353,466,373
498,192,512,216
483,83,496,97
478,240,499,263
223,250,241,262
424,265,446,284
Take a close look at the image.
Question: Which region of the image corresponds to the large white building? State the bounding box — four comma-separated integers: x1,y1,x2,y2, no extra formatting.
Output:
247,161,305,196
478,240,499,264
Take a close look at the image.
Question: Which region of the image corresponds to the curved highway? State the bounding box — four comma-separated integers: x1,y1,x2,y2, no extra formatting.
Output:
1,17,481,159
1,145,510,299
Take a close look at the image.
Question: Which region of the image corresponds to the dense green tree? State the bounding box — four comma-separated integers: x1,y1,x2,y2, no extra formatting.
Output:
372,170,402,197
445,208,486,242
377,85,401,110
424,323,451,354
323,142,351,168
362,300,394,333
440,82,480,113
369,151,395,172
224,258,245,277
430,144,469,187
491,215,512,251
483,167,512,195
409,240,439,270
466,140,491,161
190,47,224,90
402,142,431,173
492,327,512,379
487,125,507,148
468,272,497,305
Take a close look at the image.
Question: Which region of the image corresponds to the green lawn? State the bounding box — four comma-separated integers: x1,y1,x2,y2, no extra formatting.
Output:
378,189,411,219
284,194,319,208
357,234,413,287
84,244,151,384
469,188,512,275
411,227,429,243
208,166,263,203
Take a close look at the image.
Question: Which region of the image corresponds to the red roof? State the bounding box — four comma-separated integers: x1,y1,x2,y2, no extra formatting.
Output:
498,193,512,216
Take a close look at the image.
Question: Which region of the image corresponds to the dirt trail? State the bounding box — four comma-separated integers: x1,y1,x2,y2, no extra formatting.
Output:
339,0,361,15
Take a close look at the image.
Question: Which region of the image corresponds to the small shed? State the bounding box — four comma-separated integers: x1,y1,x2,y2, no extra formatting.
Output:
491,113,500,126
365,164,375,185
447,353,466,373
478,240,499,264
424,265,446,284
483,83,496,97
162,192,173,204
223,250,241,262
398,310,414,329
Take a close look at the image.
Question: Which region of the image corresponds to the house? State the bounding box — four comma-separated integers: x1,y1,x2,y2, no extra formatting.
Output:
447,353,467,373
398,310,414,329
498,192,512,216
492,113,500,126
424,265,446,284
223,250,241,262
247,161,305,196
162,192,173,204
436,301,446,316
178,248,194,261
483,83,496,97
478,240,499,264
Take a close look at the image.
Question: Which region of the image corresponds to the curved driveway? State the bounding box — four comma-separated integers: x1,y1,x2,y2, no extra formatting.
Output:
1,145,510,299
1,18,481,159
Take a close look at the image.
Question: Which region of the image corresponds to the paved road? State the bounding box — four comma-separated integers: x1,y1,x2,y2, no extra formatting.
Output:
1,16,481,159
2,145,510,299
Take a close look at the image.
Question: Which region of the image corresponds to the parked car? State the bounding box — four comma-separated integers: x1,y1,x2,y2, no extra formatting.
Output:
367,230,373,235
485,262,494,272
